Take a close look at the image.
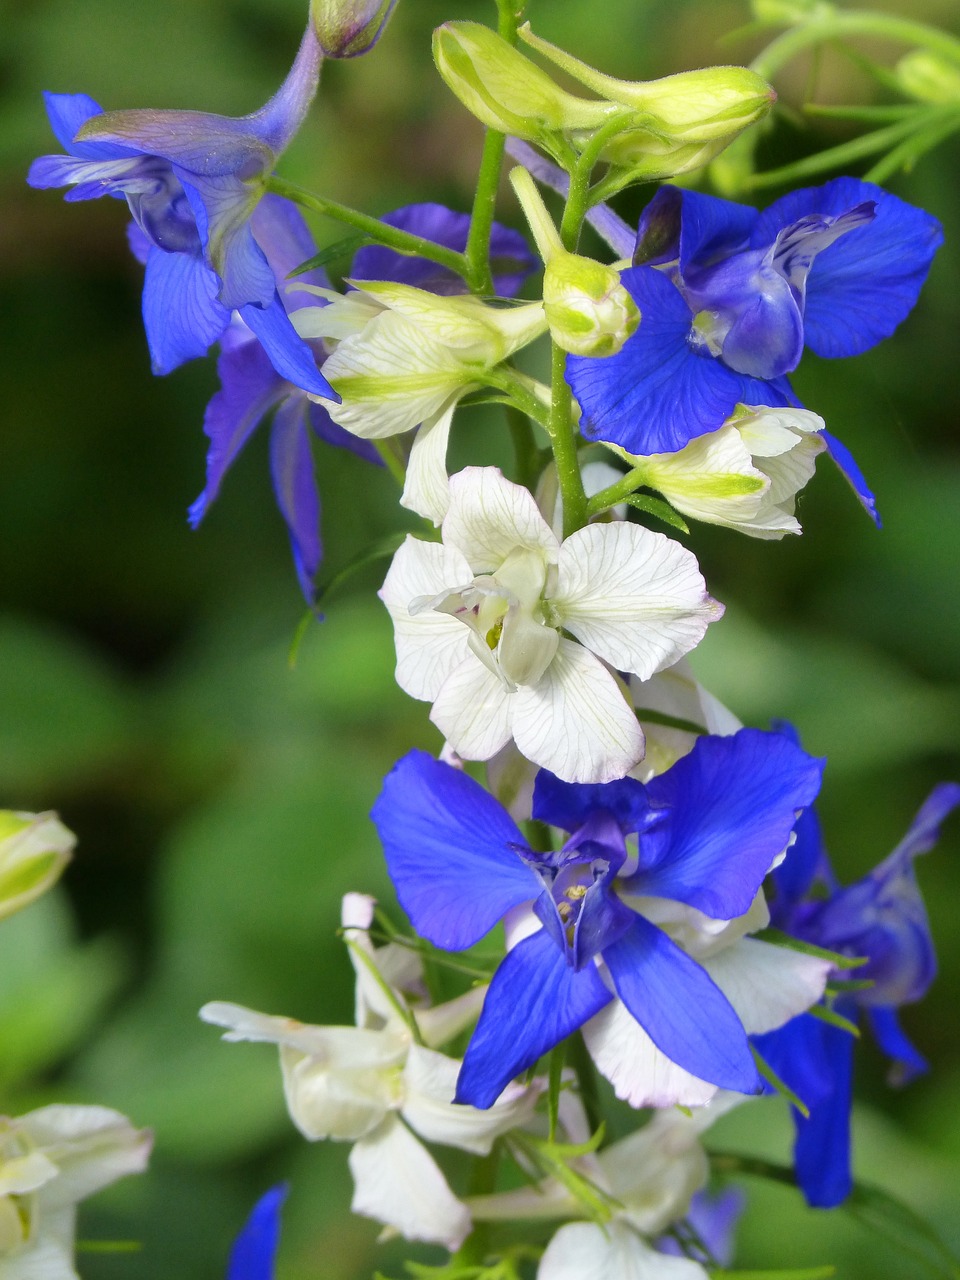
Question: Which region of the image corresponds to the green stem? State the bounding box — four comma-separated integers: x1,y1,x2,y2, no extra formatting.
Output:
484,367,552,431
506,404,545,491
558,113,636,252
450,1148,501,1267
548,343,587,538
586,464,648,517
568,1031,603,1137
752,10,960,80
374,439,407,489
266,176,468,277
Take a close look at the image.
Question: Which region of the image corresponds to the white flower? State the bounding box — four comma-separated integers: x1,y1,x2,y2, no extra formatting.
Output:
201,894,539,1250
625,406,826,539
380,466,723,784
292,282,547,523
0,1105,151,1280
0,812,74,923
629,657,742,781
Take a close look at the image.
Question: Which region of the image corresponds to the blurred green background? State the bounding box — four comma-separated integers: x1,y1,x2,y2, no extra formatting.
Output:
1,0,959,1275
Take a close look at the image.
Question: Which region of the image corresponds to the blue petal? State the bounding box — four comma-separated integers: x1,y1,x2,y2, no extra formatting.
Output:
126,220,152,266
239,294,338,400
188,340,286,525
227,1184,287,1280
350,202,537,297
792,1018,855,1207
455,929,611,1108
270,396,322,602
624,729,824,920
887,781,960,864
566,267,792,455
752,177,943,359
753,1012,836,1111
604,917,759,1092
309,402,382,465
251,194,331,310
821,429,881,527
181,173,276,311
531,770,650,835
371,751,541,950
41,90,136,160
142,245,231,374
77,109,274,177
27,153,136,193
867,1006,928,1085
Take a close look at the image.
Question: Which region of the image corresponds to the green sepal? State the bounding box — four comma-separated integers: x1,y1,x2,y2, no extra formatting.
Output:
508,1126,619,1224
827,977,875,993
805,1001,861,1037
623,493,691,534
754,928,868,969
289,232,372,277
751,1044,810,1118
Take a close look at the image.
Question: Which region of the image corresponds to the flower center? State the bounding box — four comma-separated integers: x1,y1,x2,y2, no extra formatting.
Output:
125,157,202,255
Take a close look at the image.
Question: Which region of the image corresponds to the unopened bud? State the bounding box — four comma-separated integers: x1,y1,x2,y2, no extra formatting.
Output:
311,0,399,58
0,811,74,922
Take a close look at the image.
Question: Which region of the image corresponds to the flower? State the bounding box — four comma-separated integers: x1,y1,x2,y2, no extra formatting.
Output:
0,811,74,923
371,728,827,1109
227,1186,286,1280
567,178,943,522
0,1104,151,1279
379,466,722,782
755,753,960,1207
201,894,539,1249
187,194,379,601
311,0,399,58
27,26,334,396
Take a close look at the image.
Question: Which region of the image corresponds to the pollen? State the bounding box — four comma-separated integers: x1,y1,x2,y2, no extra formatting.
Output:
564,884,588,901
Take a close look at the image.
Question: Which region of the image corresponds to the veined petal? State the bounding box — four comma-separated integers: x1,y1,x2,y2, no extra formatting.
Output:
76,109,273,177
456,929,612,1109
180,171,275,310
429,656,515,762
512,639,644,784
348,1116,471,1249
371,750,539,950
239,293,336,399
789,1018,855,1208
443,467,559,572
16,1105,152,1209
554,522,721,680
402,1045,539,1153
269,397,322,601
627,729,824,918
867,1006,928,1084
604,918,759,1093
532,770,650,835
540,1221,709,1280
703,937,832,1035
41,91,137,160
141,245,230,374
400,402,458,525
251,193,331,310
227,1185,286,1280
379,536,474,701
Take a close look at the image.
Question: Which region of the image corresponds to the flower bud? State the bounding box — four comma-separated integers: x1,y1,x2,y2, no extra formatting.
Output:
0,810,74,922
509,166,639,357
310,0,399,58
432,22,611,144
895,50,960,104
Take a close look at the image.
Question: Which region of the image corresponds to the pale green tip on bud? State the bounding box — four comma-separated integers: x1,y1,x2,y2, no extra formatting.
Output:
310,0,399,58
509,166,639,357
0,810,74,922
895,50,960,104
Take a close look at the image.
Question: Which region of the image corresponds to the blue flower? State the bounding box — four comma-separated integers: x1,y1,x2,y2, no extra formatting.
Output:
27,26,334,398
227,1185,286,1280
566,178,943,524
371,728,823,1109
186,194,378,601
755,757,960,1207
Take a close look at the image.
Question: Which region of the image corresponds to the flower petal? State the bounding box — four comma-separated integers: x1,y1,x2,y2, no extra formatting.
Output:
555,521,721,679
443,467,559,572
532,769,650,836
703,937,832,1035
821,429,881,527
402,1045,539,1153
239,293,336,400
141,244,230,374
539,1221,709,1280
512,639,644,784
867,1006,928,1084
41,91,137,160
269,396,322,601
371,750,539,950
456,929,612,1109
430,656,515,762
227,1185,287,1280
401,403,456,525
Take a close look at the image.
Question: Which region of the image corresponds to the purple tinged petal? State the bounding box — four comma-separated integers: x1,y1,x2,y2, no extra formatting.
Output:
532,769,650,836
126,220,152,266
141,245,231,374
270,397,323,602
604,917,759,1093
791,1017,855,1207
228,1184,287,1280
886,782,960,864
639,185,757,276
455,929,612,1108
239,294,338,400
867,1006,928,1085
27,153,136,192
308,402,382,464
180,174,275,310
625,729,824,920
76,110,274,177
753,177,944,359
41,90,136,160
246,23,323,155
350,202,537,297
658,1188,745,1267
371,751,541,951
251,194,331,309
189,340,286,526
821,429,881,527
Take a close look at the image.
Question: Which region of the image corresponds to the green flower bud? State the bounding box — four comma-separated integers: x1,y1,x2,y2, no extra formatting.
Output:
0,811,74,922
895,50,960,104
432,22,612,144
510,166,639,357
311,0,399,58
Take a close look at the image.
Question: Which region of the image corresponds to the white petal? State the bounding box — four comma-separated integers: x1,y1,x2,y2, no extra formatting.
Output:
415,986,487,1049
349,1116,471,1249
539,1221,709,1280
703,936,832,1035
641,425,767,526
0,1231,77,1280
322,311,473,438
430,655,514,761
289,291,384,341
443,467,559,573
554,523,722,680
0,1151,60,1198
512,639,644,783
583,999,718,1109
199,1001,356,1056
17,1106,151,1211
757,430,825,507
736,405,825,453
279,1031,408,1142
380,536,474,701
402,1045,539,1154
400,403,458,525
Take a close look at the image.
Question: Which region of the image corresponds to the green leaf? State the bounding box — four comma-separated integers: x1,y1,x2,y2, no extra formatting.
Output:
751,1044,810,1118
754,928,868,969
624,493,690,534
289,232,371,276
845,1181,960,1279
806,1001,860,1036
